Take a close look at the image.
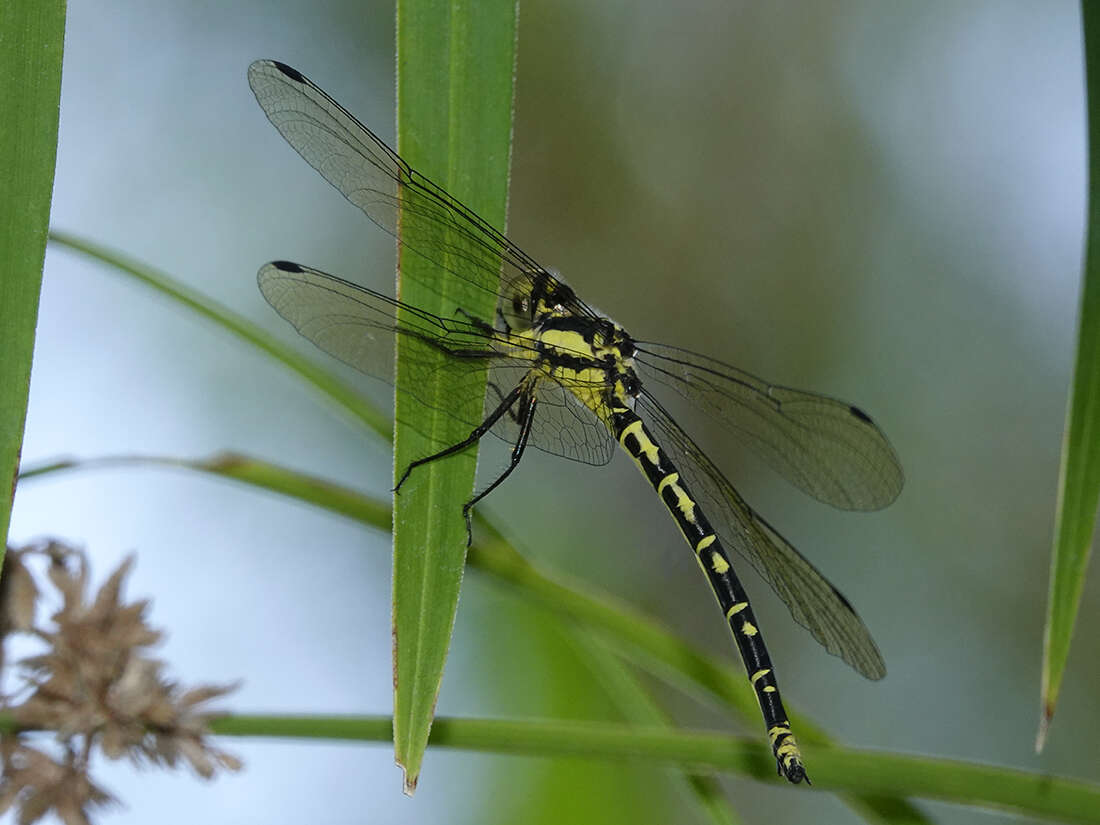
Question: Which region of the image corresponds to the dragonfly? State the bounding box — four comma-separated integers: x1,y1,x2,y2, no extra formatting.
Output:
248,58,904,784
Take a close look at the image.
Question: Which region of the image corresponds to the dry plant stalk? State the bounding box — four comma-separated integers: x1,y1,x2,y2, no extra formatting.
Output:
0,540,240,825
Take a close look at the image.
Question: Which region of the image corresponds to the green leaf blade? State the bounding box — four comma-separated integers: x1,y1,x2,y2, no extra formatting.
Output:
392,0,520,794
1038,2,1100,747
0,1,66,555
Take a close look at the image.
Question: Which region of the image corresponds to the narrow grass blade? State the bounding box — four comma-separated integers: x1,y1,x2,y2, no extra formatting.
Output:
0,1,66,555
0,702,1092,822
204,714,1100,825
392,0,519,794
48,231,391,440
18,452,392,530
1037,3,1100,749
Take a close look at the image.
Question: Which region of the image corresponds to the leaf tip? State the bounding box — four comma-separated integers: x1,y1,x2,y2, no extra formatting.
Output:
1035,701,1055,753
401,765,419,796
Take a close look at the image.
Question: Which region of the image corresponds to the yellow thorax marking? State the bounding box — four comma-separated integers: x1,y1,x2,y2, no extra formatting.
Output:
537,328,594,358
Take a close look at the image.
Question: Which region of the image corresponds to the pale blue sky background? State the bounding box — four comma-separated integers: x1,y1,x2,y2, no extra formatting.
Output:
10,2,1095,823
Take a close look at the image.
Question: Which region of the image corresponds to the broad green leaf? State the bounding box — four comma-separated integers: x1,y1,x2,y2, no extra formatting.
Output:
0,0,65,556
1038,1,1100,748
392,0,519,793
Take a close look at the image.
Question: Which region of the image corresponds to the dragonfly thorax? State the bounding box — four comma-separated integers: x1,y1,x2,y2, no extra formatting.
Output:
523,313,642,412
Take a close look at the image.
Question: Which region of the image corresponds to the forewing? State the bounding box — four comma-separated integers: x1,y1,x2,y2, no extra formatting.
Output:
636,391,886,680
259,261,614,464
260,261,508,430
636,342,903,511
248,59,594,326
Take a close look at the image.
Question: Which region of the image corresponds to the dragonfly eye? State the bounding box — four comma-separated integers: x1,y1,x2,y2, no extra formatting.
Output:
549,284,576,310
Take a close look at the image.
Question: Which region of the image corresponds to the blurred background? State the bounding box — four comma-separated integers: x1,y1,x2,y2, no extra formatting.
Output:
10,1,1095,823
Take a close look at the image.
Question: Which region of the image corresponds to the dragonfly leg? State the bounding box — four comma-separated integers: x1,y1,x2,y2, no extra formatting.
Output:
393,380,525,493
487,380,525,426
454,307,498,336
461,391,538,544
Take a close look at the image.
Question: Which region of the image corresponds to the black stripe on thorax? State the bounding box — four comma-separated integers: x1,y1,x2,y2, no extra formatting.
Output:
537,349,605,374
537,315,613,340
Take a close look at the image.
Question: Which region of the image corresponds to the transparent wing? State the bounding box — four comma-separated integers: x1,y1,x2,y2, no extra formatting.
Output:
635,342,903,511
636,390,886,680
248,59,597,326
486,376,616,467
259,261,613,465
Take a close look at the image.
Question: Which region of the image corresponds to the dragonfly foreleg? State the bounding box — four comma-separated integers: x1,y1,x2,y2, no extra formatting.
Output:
453,306,497,336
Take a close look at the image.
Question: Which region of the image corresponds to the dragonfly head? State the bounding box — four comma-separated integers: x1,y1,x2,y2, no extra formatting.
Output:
511,270,582,326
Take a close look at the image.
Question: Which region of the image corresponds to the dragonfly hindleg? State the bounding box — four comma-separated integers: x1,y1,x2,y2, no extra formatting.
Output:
393,380,525,494
461,389,538,544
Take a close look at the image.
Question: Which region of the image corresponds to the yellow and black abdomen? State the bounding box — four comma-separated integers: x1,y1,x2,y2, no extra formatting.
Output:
610,405,807,784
